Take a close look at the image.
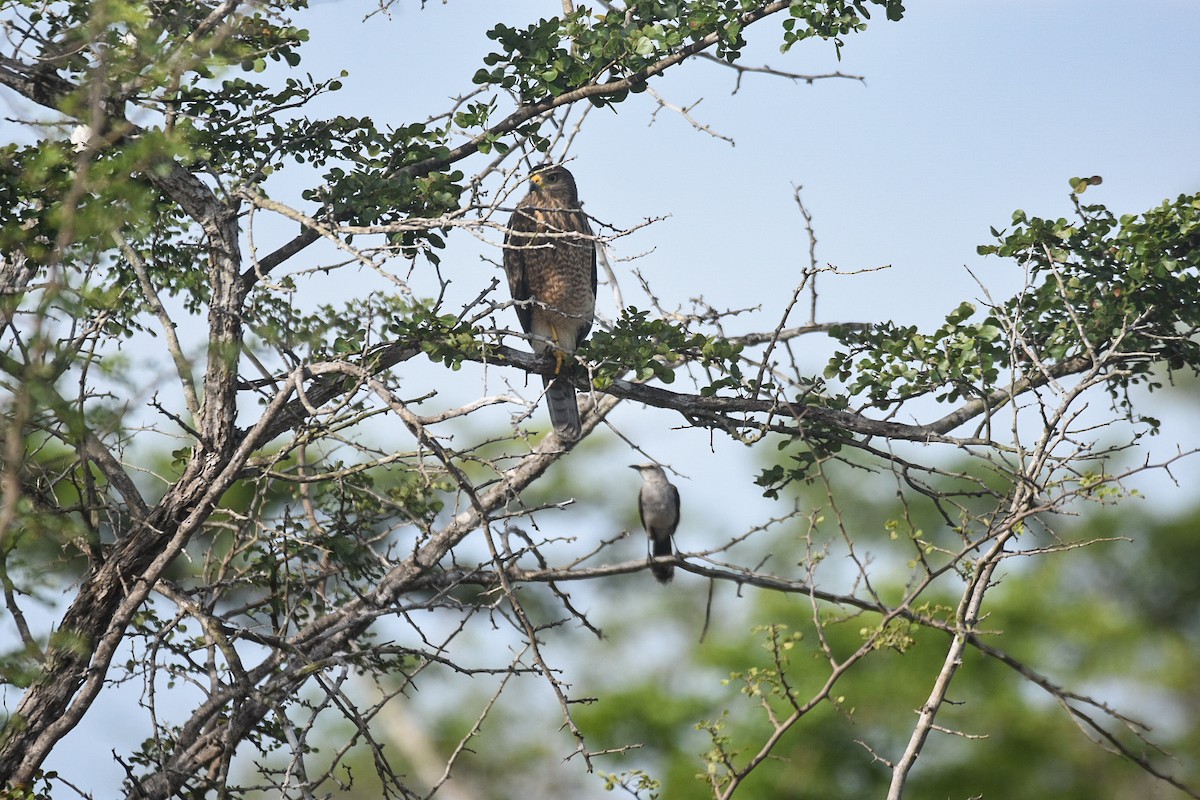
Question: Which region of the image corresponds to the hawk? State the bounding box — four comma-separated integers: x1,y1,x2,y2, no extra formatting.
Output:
630,463,680,583
503,165,597,441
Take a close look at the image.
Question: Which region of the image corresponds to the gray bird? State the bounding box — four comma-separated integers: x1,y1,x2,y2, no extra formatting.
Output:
503,165,597,441
630,463,680,583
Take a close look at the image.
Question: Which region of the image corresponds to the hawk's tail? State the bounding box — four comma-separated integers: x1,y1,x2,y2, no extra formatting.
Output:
543,375,581,442
650,533,674,584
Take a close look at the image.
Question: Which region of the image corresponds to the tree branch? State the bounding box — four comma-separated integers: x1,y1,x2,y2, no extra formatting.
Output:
395,2,793,179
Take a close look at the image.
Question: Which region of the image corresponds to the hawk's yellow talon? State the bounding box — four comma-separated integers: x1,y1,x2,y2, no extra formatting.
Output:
549,322,567,374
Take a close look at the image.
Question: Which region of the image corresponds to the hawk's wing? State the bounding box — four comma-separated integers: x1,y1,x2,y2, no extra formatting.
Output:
577,211,598,347
503,206,537,335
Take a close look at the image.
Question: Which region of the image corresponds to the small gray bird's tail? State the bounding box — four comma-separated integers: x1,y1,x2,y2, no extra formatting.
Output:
650,533,674,583
543,375,581,442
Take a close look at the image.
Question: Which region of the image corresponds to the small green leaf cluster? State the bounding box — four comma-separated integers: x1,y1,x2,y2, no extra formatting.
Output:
0,769,56,800
474,14,608,103
0,143,68,266
859,617,915,652
755,433,844,497
167,90,466,264
387,305,483,370
28,0,309,104
171,72,341,178
261,131,461,262
318,168,465,266
460,93,552,153
237,517,382,628
696,710,740,790
0,136,215,367
700,624,806,791
825,302,1006,407
473,6,718,105
584,307,743,391
781,0,905,55
13,0,467,271
471,1,898,111
29,0,313,194
723,624,803,695
1,132,190,270
0,647,44,691
0,440,99,559
232,15,309,74
275,116,466,263
248,293,410,365
124,726,209,791
599,769,661,797
452,98,508,156
1074,469,1136,503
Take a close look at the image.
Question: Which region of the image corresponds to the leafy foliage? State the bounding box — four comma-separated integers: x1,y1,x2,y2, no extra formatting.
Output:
826,301,1006,406
826,189,1200,417
587,307,744,391
980,191,1200,386
473,0,907,108
781,0,906,55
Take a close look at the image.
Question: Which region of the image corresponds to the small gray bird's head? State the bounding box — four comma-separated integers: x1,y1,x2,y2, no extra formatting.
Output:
629,463,666,479
528,165,580,206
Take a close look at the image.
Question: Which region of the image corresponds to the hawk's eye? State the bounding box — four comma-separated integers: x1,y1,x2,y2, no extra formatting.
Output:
547,173,559,183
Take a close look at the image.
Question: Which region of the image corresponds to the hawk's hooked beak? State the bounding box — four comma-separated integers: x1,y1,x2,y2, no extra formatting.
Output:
529,174,544,191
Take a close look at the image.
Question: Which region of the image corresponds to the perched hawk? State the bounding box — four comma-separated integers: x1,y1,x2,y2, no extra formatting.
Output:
503,165,597,441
